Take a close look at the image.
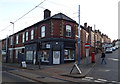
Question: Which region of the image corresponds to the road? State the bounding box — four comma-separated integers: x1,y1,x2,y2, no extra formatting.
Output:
2,66,40,84
82,49,119,83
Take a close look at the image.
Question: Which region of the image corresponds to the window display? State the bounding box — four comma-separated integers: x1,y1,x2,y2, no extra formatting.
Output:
64,49,75,60
41,50,49,62
26,51,33,61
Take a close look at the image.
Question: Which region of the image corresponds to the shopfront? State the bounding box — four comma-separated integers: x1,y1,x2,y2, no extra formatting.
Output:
25,44,37,64
39,38,76,65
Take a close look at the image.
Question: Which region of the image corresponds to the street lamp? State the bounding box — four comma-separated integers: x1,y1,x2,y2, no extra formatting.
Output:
10,22,14,34
10,22,14,63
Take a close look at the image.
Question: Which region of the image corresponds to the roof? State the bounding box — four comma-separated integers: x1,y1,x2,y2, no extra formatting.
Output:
6,12,77,38
51,13,77,23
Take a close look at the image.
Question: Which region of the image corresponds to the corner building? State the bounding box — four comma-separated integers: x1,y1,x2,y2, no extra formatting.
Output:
22,9,78,65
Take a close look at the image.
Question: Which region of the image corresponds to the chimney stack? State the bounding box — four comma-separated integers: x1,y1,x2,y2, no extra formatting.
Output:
84,23,87,28
44,9,51,19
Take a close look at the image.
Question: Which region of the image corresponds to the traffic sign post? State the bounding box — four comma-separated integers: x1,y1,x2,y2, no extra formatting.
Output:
85,43,90,64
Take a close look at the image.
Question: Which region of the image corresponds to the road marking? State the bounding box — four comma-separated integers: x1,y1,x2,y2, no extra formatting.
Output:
82,78,91,81
94,80,102,83
97,78,107,82
85,76,94,79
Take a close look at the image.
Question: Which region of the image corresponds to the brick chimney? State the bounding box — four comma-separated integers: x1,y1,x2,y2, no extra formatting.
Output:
44,9,51,19
84,23,87,28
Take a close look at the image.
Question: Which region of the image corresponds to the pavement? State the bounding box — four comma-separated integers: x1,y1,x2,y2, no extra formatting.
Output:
2,53,101,83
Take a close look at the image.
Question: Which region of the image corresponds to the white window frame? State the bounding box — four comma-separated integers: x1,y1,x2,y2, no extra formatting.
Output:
66,25,71,37
10,36,13,45
41,26,45,37
26,32,28,41
16,35,18,44
31,29,34,40
22,33,25,43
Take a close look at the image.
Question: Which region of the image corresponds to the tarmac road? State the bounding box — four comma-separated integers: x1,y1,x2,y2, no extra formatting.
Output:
2,66,40,84
83,49,119,83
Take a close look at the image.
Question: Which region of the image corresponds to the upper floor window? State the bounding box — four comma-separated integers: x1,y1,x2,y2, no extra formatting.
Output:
31,30,34,40
16,35,18,44
10,36,13,45
26,32,28,41
22,33,25,43
66,25,71,37
41,26,45,37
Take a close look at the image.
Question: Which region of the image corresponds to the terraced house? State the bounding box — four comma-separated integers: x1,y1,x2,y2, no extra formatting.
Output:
1,9,111,65
2,9,78,65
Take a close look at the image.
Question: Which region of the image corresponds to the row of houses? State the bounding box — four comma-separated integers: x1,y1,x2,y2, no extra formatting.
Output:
0,9,111,65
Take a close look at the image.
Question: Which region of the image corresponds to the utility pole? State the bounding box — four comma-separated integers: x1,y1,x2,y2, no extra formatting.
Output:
78,5,81,65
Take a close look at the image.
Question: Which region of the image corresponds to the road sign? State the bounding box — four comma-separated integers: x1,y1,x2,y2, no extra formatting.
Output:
85,43,90,48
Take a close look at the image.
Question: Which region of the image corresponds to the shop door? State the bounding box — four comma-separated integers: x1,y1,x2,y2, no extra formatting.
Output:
53,51,60,64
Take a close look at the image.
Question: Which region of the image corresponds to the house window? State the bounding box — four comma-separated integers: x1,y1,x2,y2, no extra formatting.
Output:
41,26,45,37
31,30,34,40
22,33,25,43
26,32,28,41
66,25,71,37
16,35,18,44
64,49,75,60
10,37,13,45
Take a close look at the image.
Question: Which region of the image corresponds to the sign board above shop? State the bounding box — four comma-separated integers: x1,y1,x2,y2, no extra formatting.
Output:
46,44,50,48
85,43,90,48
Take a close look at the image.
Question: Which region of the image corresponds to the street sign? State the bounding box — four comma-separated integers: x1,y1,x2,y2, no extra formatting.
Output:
85,43,90,48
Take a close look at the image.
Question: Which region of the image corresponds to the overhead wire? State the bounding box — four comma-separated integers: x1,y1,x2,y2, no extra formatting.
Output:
0,0,47,32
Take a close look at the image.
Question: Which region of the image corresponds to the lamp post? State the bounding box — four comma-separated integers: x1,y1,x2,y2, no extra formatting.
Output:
10,22,14,63
10,22,14,34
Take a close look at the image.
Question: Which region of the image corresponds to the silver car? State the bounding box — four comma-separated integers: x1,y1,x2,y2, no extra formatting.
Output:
106,47,112,53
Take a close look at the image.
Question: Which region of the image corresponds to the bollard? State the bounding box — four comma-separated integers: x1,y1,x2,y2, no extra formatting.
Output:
91,52,95,63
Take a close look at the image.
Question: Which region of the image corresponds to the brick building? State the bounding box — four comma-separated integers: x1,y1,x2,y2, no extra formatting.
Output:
1,9,112,65
3,9,78,65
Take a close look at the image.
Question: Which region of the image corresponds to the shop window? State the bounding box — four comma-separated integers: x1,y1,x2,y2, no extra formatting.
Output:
66,25,71,37
16,50,18,59
26,51,33,61
10,50,13,59
64,49,75,60
41,50,49,62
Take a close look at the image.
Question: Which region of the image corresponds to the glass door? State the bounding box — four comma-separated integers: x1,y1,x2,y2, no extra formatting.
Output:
53,51,60,64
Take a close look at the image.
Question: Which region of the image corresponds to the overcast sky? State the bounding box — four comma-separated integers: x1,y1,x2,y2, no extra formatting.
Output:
0,0,119,41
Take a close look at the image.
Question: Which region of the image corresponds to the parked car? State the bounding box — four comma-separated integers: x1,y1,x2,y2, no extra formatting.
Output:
106,47,112,53
112,47,116,51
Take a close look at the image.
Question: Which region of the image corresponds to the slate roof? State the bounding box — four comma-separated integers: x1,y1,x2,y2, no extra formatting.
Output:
51,13,77,23
8,12,77,37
